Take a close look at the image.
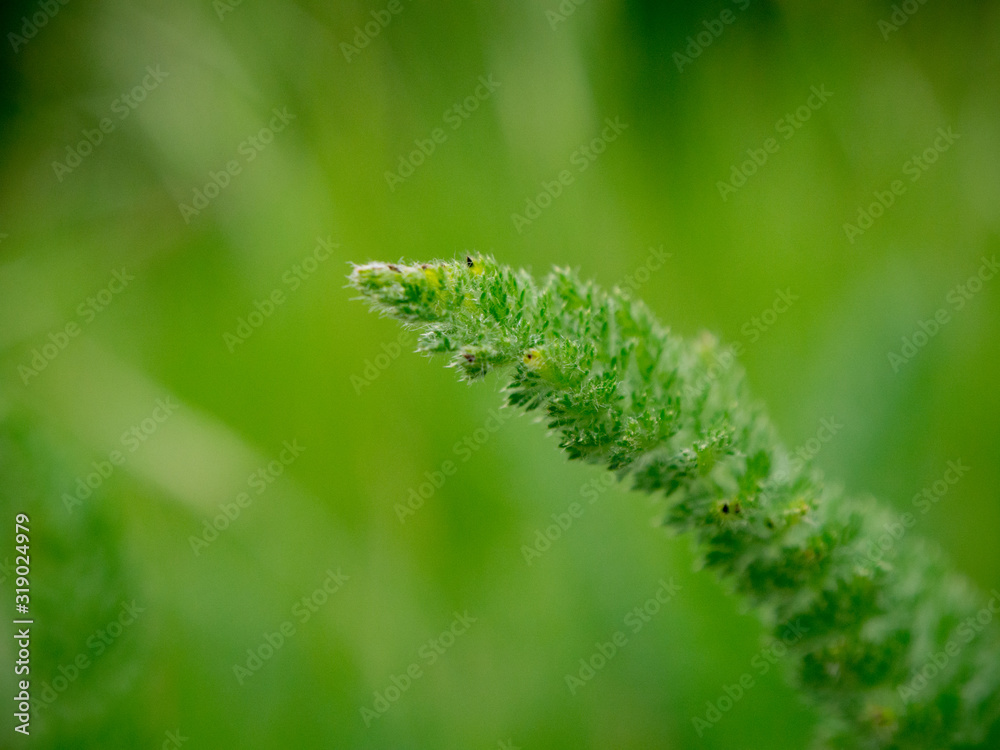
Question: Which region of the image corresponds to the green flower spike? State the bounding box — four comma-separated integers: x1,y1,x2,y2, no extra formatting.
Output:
348,254,1000,750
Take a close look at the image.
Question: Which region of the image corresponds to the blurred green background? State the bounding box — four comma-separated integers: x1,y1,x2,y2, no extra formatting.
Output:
0,1,998,748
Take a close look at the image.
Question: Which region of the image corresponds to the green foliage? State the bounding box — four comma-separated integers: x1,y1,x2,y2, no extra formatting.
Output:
349,255,1000,749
